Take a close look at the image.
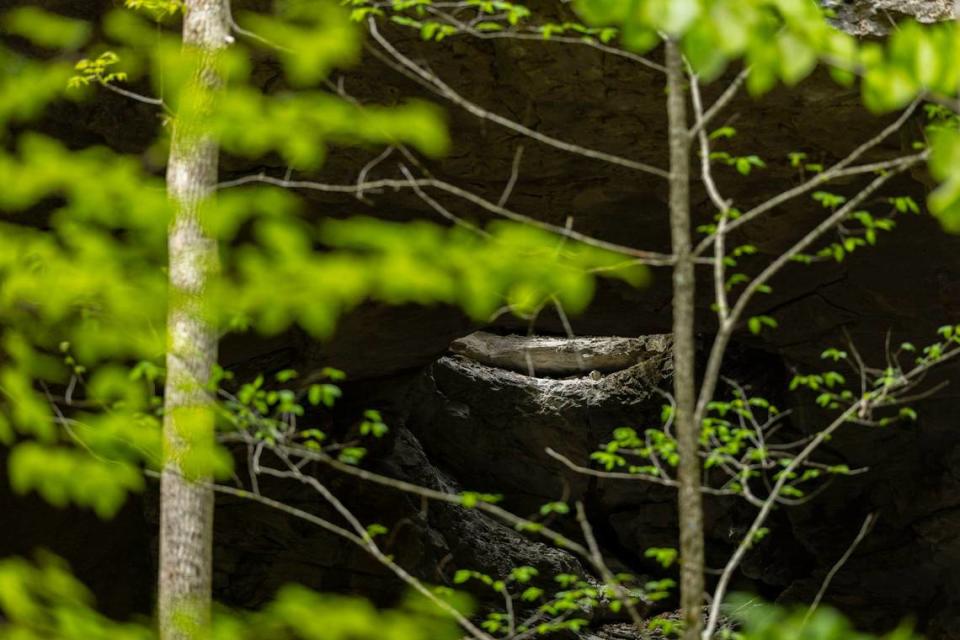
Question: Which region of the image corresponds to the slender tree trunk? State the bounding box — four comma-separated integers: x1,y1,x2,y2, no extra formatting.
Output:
159,2,229,638
665,39,704,640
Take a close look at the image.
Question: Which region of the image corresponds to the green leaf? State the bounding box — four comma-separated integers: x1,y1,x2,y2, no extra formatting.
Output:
747,315,777,335
521,586,544,602
899,407,918,421
274,368,298,382
644,547,678,568
709,126,737,140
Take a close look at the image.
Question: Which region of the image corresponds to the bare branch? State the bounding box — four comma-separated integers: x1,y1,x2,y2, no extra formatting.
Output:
217,172,682,265
226,1,294,53
689,67,750,138
100,81,170,112
499,145,525,207
366,19,670,179
398,164,491,236
545,447,739,497
688,69,732,322
803,512,878,625
574,501,646,630
356,146,396,202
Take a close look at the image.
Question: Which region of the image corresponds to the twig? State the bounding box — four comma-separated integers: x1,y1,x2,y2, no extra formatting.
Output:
356,146,396,201
688,68,732,322
689,67,750,138
226,2,294,53
499,145,525,207
803,512,878,625
100,81,170,113
574,501,646,630
398,164,490,236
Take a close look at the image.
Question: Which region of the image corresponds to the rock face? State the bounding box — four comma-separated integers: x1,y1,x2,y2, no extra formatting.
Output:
408,341,672,508
401,339,960,637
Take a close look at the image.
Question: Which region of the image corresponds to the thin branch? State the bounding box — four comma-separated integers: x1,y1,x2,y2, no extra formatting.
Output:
843,326,870,401
209,479,364,545
549,296,585,372
398,164,491,236
545,448,738,497
217,172,682,265
100,81,170,112
356,146,396,202
499,145,524,207
226,1,294,53
689,69,732,322
689,75,731,215
366,19,670,179
689,67,750,138
803,512,878,624
574,501,646,630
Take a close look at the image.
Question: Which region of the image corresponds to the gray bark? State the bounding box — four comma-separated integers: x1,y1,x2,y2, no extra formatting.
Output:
158,2,229,638
665,40,705,640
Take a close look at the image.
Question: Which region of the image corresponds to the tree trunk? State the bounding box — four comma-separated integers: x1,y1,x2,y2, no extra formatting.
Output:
665,39,705,640
158,2,229,638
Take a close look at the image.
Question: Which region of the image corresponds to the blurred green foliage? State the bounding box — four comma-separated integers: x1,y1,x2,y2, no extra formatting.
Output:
221,215,647,336
237,0,361,86
0,554,465,640
0,554,923,640
727,598,920,640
